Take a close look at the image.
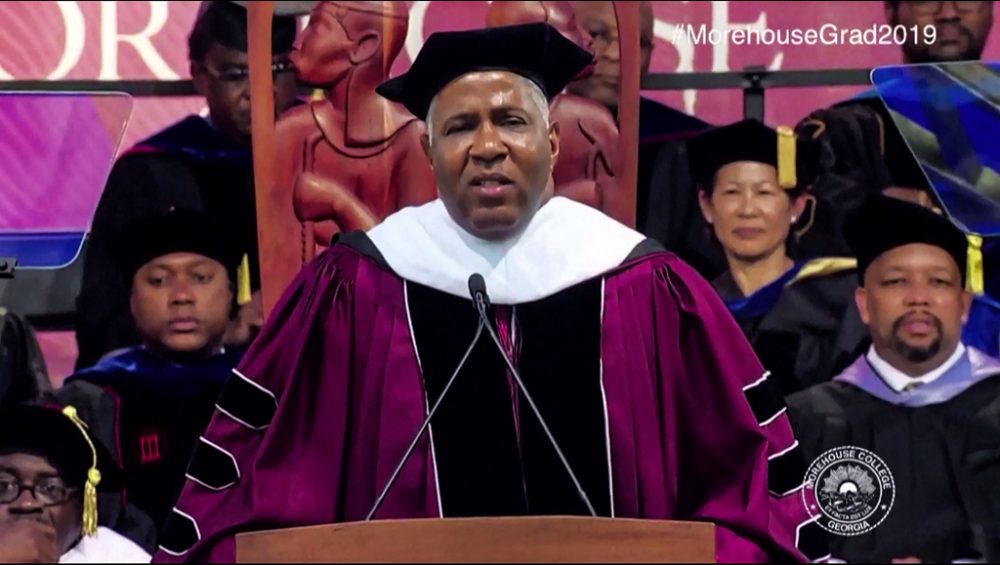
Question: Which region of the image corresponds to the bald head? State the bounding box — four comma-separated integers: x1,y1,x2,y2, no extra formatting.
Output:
486,1,587,48
567,1,654,109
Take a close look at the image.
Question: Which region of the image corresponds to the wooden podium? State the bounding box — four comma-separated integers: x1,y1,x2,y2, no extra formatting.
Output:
235,516,715,563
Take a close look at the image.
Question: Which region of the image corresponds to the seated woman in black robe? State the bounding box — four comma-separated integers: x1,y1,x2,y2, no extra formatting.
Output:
688,119,866,395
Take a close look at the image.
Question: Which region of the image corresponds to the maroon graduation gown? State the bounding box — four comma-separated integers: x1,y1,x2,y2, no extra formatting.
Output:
152,233,823,563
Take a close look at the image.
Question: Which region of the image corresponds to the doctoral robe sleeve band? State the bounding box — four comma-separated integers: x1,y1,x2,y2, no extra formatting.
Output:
743,371,787,427
797,516,828,560
768,440,806,497
185,437,241,491
214,369,277,431
163,372,277,556
742,372,808,498
159,509,201,557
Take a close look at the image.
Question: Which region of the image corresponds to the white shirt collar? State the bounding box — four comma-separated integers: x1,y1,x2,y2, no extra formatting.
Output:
60,527,151,563
866,342,967,393
367,196,647,304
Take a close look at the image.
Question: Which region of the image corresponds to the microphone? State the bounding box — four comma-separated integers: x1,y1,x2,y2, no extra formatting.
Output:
365,303,486,521
468,274,598,517
468,273,490,313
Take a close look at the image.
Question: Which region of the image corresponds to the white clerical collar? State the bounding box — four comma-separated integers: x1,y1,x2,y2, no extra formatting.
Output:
867,342,967,393
367,196,647,304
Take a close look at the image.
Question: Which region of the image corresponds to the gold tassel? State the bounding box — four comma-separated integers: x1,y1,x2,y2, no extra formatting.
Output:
237,254,251,306
776,125,797,190
61,406,101,537
967,234,984,295
83,469,101,537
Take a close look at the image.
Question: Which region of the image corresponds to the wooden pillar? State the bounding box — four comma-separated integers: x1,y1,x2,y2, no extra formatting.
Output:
613,1,639,229
247,1,280,317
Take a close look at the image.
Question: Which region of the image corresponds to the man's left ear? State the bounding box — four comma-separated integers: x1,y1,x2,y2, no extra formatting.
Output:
129,288,138,321
548,119,561,170
191,62,210,98
961,289,975,324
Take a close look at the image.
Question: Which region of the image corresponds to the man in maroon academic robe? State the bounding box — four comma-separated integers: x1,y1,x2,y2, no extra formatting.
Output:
154,23,824,564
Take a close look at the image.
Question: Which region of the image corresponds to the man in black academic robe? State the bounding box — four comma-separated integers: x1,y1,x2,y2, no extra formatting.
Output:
61,208,245,545
74,1,300,369
788,195,1000,562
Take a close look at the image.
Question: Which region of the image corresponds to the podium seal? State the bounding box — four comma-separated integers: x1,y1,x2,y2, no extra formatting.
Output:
802,446,895,536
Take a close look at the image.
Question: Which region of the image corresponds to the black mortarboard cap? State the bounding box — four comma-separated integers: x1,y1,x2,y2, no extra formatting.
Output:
375,22,593,120
687,118,820,193
843,193,968,287
191,1,298,59
115,208,244,282
0,403,121,492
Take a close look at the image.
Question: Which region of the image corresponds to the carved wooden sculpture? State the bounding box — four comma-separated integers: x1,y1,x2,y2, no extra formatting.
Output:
250,2,639,316
486,1,624,221
266,1,436,308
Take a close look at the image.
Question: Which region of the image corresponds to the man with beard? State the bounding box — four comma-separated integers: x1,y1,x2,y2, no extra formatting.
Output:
787,194,1000,563
887,0,993,64
848,2,993,103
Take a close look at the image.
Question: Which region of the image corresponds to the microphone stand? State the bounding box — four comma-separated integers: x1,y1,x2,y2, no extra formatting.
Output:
469,275,597,517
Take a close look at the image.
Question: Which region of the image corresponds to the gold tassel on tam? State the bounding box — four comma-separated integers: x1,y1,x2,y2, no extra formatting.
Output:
967,234,984,295
776,125,797,190
61,406,101,537
237,254,252,306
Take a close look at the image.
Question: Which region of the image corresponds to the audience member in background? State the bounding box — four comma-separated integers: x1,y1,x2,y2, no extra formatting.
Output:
565,1,718,277
792,103,924,259
797,103,1000,357
843,1,1000,302
75,1,302,370
60,209,244,540
846,1,994,103
788,194,1000,563
872,156,1000,358
890,0,993,64
688,119,864,395
0,402,150,563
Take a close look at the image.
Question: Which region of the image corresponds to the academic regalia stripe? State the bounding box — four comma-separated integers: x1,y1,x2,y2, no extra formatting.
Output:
403,281,444,519
158,508,201,557
767,440,806,496
796,516,831,562
185,437,240,491
215,369,277,430
743,371,786,426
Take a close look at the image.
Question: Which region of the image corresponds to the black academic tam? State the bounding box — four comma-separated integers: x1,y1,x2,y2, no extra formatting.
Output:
376,22,593,120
